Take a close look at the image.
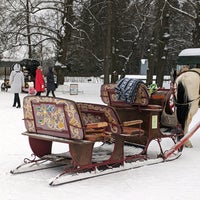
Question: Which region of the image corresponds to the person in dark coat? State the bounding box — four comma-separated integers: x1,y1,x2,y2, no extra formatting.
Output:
9,63,25,108
46,67,56,97
35,66,45,96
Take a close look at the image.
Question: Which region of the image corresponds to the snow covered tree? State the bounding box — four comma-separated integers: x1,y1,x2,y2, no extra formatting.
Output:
0,0,76,84
167,0,200,47
0,0,200,85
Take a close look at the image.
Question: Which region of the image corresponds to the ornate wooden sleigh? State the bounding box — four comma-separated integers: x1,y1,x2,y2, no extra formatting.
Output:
11,78,199,186
100,81,180,148
21,96,145,165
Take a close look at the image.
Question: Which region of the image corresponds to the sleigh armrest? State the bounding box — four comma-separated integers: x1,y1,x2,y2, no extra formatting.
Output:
84,122,111,142
123,120,143,127
86,122,108,129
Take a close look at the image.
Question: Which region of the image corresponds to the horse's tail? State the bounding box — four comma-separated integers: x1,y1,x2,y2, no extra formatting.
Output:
176,81,189,130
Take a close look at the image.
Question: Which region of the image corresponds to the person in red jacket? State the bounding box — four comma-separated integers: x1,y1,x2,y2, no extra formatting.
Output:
35,66,45,96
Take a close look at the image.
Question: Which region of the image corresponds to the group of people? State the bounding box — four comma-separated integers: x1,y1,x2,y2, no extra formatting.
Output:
9,64,56,108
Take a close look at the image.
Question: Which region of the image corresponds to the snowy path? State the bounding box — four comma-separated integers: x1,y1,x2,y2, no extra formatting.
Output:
0,82,200,200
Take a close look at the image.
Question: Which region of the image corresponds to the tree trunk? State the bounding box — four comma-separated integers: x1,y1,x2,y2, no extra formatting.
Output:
152,0,170,87
56,0,74,85
147,54,155,86
103,0,112,84
26,0,32,58
193,3,200,47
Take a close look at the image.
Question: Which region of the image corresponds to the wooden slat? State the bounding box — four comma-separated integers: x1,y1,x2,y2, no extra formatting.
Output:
123,120,143,127
22,131,93,144
86,122,108,129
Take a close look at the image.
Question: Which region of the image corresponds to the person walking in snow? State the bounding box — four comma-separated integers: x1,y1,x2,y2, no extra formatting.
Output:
35,66,45,96
46,67,56,97
9,63,25,108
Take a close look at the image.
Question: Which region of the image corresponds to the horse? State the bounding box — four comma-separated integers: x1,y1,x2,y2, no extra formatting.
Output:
174,68,200,147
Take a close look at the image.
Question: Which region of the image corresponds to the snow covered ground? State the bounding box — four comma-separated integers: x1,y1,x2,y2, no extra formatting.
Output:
0,81,200,200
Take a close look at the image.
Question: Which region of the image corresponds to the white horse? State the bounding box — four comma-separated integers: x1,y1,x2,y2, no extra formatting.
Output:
175,68,200,147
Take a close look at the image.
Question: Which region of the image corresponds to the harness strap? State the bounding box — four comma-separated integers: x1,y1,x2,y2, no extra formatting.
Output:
175,96,200,106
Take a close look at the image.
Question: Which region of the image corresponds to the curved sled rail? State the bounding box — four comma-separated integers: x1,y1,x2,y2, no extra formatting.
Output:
164,122,200,159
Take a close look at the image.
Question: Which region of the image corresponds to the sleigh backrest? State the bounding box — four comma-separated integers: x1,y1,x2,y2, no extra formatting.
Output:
23,96,84,139
100,80,149,107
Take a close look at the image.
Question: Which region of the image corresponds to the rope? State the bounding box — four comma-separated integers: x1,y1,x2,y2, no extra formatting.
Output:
174,96,200,106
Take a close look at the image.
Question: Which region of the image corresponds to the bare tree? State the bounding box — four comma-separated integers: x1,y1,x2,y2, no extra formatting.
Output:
147,0,180,87
0,0,199,86
167,0,200,47
78,0,153,81
1,0,77,84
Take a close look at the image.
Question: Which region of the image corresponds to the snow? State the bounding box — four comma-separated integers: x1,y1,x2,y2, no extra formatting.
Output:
178,48,200,56
0,81,200,200
2,46,29,61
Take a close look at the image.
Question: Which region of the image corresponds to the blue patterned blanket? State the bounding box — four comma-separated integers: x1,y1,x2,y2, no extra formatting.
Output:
115,78,144,103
